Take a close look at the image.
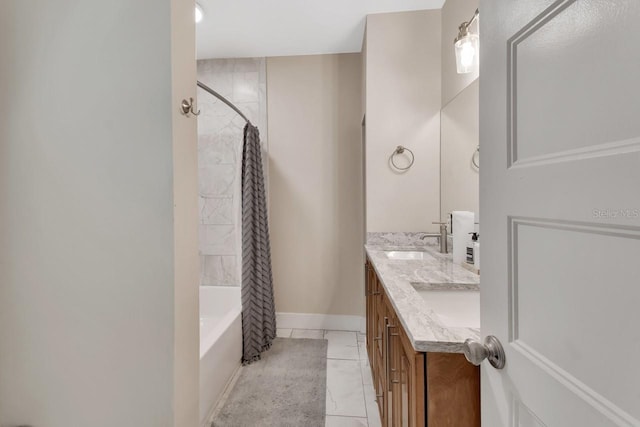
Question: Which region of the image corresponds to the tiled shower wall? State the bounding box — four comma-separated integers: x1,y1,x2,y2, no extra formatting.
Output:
197,58,268,286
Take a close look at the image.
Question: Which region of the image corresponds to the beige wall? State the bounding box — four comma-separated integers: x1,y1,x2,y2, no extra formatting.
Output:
267,54,365,316
361,32,368,234
441,0,479,106
365,10,442,232
441,79,479,220
171,0,200,425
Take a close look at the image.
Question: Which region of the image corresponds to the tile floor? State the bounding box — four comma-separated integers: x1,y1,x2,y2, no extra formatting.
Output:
276,328,382,427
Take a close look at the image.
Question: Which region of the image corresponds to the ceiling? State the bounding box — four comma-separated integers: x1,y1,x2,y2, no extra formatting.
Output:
196,0,445,59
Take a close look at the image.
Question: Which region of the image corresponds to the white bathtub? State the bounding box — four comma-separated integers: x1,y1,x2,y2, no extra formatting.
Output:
199,286,242,426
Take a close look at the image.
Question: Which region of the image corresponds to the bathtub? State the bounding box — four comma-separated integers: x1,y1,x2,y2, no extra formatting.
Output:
199,286,242,426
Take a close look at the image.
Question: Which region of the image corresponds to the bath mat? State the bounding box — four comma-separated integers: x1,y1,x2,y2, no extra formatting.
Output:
211,338,328,427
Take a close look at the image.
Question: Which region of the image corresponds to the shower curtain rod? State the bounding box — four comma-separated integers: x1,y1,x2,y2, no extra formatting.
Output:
197,80,252,125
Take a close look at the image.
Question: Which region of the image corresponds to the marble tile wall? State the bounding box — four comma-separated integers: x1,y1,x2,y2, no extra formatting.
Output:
197,58,268,286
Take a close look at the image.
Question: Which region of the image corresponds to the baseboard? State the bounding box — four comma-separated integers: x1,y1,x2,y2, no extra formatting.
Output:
276,312,366,333
204,363,242,427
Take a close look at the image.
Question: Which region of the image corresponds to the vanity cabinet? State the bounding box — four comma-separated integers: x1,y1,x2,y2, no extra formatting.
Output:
365,259,480,427
366,262,377,366
367,264,394,425
392,315,425,427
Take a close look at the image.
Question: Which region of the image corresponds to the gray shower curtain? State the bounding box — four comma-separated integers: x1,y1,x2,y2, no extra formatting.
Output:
241,123,276,364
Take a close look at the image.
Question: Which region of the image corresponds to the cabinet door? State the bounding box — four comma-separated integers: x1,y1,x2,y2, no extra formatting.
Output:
426,353,480,426
365,259,378,367
374,290,387,422
365,261,373,364
372,276,384,380
384,304,398,427
395,324,425,427
397,348,411,427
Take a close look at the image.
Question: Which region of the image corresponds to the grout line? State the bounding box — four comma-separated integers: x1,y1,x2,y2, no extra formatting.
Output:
325,330,372,424
360,343,380,427
355,338,367,426
325,414,369,419
357,343,371,427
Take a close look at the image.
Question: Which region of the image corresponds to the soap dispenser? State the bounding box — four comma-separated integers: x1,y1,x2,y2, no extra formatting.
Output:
466,232,479,265
473,234,480,271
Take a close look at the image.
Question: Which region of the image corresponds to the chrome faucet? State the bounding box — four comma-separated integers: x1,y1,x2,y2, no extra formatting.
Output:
420,222,449,254
434,222,449,254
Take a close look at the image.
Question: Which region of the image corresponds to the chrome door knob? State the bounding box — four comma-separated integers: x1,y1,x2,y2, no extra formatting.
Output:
463,335,506,369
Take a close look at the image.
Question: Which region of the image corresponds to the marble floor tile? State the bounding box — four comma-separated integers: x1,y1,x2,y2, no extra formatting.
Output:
363,383,382,427
360,359,373,386
325,415,368,427
326,359,367,417
276,328,292,338
357,342,368,360
325,331,359,360
291,329,324,339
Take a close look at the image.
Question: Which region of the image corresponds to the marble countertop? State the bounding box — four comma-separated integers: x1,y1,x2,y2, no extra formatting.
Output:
365,238,481,353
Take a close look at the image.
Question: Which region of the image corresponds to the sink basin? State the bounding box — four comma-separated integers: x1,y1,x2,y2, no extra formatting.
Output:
411,283,480,328
384,251,435,261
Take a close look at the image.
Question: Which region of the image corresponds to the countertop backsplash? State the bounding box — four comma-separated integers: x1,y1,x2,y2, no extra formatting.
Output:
366,232,440,248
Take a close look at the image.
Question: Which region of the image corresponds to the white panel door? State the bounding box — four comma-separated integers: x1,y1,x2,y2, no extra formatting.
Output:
479,0,640,426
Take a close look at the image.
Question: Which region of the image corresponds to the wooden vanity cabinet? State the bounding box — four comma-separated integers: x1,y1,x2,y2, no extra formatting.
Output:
365,262,377,366
393,321,425,427
366,261,396,425
365,258,480,427
374,279,392,425
424,353,480,426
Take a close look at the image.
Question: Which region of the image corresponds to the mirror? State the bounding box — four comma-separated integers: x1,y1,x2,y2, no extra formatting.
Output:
440,79,479,222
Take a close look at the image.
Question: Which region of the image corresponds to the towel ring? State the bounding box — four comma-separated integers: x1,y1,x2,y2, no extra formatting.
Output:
472,146,479,169
390,145,415,171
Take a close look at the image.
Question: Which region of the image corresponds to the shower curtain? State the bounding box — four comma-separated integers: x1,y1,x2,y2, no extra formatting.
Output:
241,123,276,364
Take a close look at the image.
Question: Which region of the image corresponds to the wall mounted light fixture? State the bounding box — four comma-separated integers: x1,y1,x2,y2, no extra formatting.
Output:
454,9,479,74
195,3,204,23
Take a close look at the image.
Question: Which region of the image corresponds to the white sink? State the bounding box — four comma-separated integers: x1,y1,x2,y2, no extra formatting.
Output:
384,251,435,261
411,286,480,328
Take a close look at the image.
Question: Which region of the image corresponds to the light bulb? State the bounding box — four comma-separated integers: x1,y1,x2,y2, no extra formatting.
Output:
454,33,479,74
460,42,476,67
195,4,203,23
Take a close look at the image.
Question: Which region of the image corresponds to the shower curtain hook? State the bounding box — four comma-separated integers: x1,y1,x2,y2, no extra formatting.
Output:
190,98,201,116
180,97,200,117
